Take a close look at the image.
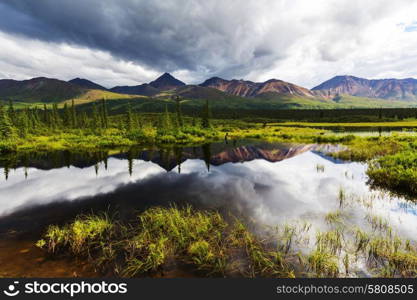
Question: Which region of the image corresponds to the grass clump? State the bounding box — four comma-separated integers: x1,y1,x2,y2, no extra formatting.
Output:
367,150,417,197
38,214,113,255
316,230,344,255
307,249,339,277
332,137,404,161
352,233,417,277
37,206,294,278
325,210,344,226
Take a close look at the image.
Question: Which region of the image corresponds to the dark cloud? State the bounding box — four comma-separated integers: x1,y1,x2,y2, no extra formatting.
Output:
0,0,417,87
0,0,285,80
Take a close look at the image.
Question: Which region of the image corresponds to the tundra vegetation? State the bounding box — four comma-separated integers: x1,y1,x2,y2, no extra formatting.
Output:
36,201,417,278
1,98,417,197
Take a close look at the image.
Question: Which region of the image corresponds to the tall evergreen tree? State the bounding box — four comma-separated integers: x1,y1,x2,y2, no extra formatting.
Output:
63,103,71,127
80,111,89,128
28,108,41,130
71,100,77,128
0,104,16,139
201,99,211,129
125,101,133,132
18,109,30,137
162,105,172,132
43,104,51,127
136,112,142,129
51,103,61,129
172,95,183,128
92,103,101,132
101,99,108,129
8,100,15,125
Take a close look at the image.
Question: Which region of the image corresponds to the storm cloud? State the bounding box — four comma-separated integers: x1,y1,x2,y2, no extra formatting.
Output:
0,0,417,87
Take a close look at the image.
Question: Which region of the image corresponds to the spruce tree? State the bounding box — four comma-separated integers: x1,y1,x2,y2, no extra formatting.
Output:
63,103,71,127
0,104,16,139
172,95,183,127
80,112,89,128
157,105,172,136
163,105,172,130
18,109,30,137
201,99,211,129
51,103,61,129
71,100,77,128
92,103,101,132
101,99,108,129
8,100,15,125
137,113,143,129
125,101,133,132
43,104,51,127
28,108,41,130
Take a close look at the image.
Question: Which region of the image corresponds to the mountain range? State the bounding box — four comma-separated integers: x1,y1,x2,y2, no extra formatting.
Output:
312,75,417,101
1,72,417,109
200,77,315,98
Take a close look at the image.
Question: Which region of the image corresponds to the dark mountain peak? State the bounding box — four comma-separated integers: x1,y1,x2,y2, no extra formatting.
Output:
68,78,107,90
263,78,284,84
110,83,160,96
149,72,185,90
200,76,229,86
0,76,85,102
312,75,369,91
27,77,54,83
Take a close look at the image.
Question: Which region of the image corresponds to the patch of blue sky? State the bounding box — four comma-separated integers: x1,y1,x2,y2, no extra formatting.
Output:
404,21,417,32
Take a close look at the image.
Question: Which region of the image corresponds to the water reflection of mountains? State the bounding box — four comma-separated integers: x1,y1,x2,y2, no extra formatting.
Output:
0,141,340,173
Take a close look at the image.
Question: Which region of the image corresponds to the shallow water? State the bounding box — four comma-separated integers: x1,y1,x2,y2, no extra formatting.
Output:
0,141,416,277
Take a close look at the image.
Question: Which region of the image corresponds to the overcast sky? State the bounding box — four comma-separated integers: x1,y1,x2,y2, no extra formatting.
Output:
0,0,417,88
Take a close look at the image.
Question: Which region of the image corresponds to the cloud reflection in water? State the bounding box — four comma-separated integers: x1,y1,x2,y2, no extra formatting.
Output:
0,151,416,242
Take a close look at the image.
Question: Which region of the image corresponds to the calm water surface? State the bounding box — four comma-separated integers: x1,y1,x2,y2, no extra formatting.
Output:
0,141,416,277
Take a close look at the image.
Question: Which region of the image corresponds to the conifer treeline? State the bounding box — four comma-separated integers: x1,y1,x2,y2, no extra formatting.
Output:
0,98,212,139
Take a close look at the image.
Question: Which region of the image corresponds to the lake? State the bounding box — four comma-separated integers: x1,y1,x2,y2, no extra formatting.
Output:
0,140,416,277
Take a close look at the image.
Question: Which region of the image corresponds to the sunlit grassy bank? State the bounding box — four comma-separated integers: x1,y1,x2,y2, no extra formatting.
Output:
270,121,417,129
2,97,417,197
0,119,352,153
330,134,417,197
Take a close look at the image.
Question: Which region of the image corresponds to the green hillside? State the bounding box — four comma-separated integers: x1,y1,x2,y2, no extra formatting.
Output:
2,79,416,111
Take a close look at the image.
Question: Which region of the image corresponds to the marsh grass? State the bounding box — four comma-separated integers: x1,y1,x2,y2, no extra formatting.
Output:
365,235,417,277
365,214,392,234
37,206,294,278
316,229,344,255
307,249,339,277
36,200,417,278
325,210,344,226
37,213,114,255
338,187,346,207
316,164,325,173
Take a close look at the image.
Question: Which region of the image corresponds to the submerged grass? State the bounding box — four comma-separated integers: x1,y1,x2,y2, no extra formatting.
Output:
307,249,339,278
37,206,294,278
36,203,417,278
325,210,344,226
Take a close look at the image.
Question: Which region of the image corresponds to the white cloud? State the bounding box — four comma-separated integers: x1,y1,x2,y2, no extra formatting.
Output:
1,0,417,88
0,31,160,88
